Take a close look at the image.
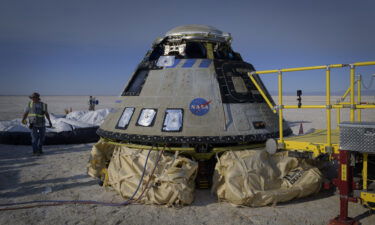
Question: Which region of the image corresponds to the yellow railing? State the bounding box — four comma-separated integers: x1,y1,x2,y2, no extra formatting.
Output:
249,61,375,152
250,61,375,209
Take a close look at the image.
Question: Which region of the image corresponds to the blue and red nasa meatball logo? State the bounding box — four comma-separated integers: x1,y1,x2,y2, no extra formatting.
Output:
189,98,211,116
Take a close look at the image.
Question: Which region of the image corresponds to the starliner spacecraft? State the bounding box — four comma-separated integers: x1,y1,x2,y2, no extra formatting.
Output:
97,25,291,151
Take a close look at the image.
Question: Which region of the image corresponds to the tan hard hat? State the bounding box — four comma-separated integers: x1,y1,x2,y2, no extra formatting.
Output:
29,92,40,99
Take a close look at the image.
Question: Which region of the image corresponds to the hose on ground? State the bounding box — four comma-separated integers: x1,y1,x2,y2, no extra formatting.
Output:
134,147,165,202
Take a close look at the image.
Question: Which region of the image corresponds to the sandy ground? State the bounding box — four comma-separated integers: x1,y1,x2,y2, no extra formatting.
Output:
0,96,374,225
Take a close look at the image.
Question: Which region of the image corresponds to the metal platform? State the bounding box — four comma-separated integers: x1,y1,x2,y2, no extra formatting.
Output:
251,61,375,221
340,122,375,153
278,129,340,157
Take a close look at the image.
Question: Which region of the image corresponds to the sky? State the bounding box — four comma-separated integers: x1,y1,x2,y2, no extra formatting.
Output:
0,0,374,96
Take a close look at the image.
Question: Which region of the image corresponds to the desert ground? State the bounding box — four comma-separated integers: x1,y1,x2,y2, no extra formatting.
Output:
0,95,374,225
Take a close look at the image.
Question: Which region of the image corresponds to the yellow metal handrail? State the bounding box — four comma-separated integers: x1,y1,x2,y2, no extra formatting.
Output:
254,64,345,74
248,61,375,209
248,61,375,153
248,75,276,113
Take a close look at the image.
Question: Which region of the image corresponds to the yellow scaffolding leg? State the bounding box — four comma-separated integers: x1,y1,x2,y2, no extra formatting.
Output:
278,71,284,145
357,75,361,121
326,67,332,147
363,153,368,190
350,65,355,122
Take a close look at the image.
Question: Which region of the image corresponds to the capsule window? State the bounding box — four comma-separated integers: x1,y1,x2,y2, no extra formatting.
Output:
122,69,149,96
149,45,164,61
136,109,157,127
116,107,135,129
217,63,256,103
184,42,207,58
162,109,183,132
231,76,248,94
253,121,266,129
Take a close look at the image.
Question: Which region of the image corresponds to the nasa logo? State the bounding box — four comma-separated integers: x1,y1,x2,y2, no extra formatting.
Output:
189,98,211,116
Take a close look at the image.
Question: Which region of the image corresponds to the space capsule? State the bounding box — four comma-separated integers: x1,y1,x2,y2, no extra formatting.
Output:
97,25,291,151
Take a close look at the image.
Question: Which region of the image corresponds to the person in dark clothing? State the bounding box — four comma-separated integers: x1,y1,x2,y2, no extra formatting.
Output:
89,96,97,111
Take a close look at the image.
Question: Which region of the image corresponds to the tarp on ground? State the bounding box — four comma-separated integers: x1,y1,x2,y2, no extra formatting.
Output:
87,140,198,206
211,150,323,207
0,127,99,145
0,109,112,145
0,108,111,133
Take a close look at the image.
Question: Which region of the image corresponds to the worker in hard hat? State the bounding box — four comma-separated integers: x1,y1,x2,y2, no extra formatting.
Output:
22,92,53,156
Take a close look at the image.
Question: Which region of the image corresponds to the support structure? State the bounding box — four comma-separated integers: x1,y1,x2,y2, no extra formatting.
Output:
278,71,284,145
350,65,356,122
248,61,375,156
248,61,375,224
326,67,332,148
357,75,361,121
329,150,359,225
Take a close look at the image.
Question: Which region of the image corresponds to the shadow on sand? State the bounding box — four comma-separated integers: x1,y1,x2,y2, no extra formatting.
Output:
0,143,95,199
277,189,335,206
0,174,97,198
354,210,374,222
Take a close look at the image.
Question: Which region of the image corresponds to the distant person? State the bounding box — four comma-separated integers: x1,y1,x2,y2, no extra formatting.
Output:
22,92,53,156
88,96,98,111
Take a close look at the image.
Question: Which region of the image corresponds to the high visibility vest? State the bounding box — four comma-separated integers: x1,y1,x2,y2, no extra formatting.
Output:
28,101,47,125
